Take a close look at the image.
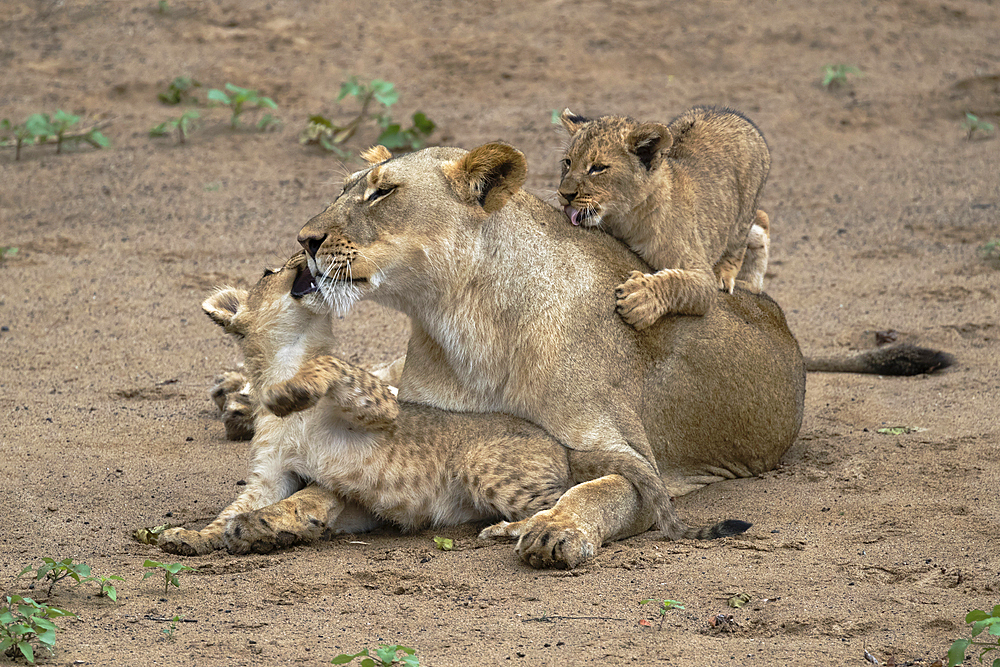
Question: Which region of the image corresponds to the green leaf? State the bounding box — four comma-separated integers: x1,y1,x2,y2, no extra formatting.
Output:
225,83,249,95
967,610,990,623
0,610,13,624
370,80,399,107
207,89,231,105
0,638,12,653
331,649,369,664
432,536,454,551
103,584,118,602
35,628,56,647
142,571,158,580
411,112,435,135
948,638,970,666
259,97,277,109
17,640,34,664
25,113,53,138
338,77,363,101
360,659,376,667
309,115,334,128
400,656,420,667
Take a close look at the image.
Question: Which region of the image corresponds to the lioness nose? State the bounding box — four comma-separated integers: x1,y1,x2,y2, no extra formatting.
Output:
298,231,327,258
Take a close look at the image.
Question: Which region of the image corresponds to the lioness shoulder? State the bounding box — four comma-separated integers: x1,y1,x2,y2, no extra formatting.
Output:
557,106,771,329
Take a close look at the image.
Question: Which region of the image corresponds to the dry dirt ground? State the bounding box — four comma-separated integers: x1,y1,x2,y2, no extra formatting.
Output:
1,1,998,665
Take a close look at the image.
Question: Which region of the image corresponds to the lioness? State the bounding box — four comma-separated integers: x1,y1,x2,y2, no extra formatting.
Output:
294,142,806,568
557,106,771,329
160,253,745,557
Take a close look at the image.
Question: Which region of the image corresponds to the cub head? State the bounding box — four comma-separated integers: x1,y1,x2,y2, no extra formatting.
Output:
296,142,527,315
202,251,335,391
557,109,672,228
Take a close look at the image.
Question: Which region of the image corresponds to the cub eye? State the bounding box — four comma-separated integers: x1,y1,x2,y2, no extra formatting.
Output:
560,158,571,174
366,186,395,202
588,164,608,175
262,267,278,277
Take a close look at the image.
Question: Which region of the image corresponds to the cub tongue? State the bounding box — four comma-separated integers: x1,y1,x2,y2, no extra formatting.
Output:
290,263,318,297
564,205,582,226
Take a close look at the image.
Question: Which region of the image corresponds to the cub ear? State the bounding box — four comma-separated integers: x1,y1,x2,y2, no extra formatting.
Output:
360,145,392,164
559,108,589,136
627,123,673,170
443,142,528,214
202,287,249,335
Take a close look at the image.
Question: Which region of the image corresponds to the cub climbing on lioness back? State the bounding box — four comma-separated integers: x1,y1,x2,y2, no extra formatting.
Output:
159,252,748,558
558,106,771,329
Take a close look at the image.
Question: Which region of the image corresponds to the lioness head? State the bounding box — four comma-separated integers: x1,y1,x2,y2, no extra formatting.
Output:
556,109,672,229
296,142,527,316
202,251,334,392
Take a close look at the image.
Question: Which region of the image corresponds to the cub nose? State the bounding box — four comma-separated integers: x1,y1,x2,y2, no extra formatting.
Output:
558,190,575,205
298,232,327,258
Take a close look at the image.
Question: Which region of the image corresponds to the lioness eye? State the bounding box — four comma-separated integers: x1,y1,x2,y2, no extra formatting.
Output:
588,164,608,175
366,186,395,202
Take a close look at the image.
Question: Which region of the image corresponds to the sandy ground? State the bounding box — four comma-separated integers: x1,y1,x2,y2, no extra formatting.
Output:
1,1,998,665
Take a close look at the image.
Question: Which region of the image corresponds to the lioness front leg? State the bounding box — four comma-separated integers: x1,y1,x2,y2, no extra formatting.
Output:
262,355,399,429
223,484,345,554
615,267,717,328
480,474,653,569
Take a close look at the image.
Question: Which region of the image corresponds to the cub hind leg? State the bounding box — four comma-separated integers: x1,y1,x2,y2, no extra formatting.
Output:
735,209,770,293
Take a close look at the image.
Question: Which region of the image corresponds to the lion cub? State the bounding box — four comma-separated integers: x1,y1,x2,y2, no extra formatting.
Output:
558,106,771,330
157,252,574,556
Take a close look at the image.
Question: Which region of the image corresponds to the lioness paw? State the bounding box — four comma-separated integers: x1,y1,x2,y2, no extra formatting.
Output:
158,527,222,556
615,271,662,331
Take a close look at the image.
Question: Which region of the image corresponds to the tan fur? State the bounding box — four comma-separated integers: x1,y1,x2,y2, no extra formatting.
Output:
557,106,771,329
294,143,806,568
160,253,581,556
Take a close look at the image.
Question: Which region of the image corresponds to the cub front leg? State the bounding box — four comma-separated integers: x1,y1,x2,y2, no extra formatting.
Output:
262,355,399,429
615,267,716,329
223,484,345,554
210,370,255,441
159,471,297,556
480,474,654,569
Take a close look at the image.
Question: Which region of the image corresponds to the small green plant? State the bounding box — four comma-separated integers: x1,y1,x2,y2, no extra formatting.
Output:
948,605,1000,666
1,246,17,262
979,239,1000,262
432,536,453,551
18,557,122,601
207,83,278,129
1,112,110,160
639,598,685,631
0,595,75,664
300,77,435,157
161,614,183,641
150,110,200,144
822,64,862,88
158,76,201,105
157,0,169,14
963,113,995,140
332,645,420,666
142,560,196,595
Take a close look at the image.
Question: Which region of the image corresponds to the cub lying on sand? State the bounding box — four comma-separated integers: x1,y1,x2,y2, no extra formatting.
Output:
159,253,747,557
558,106,771,329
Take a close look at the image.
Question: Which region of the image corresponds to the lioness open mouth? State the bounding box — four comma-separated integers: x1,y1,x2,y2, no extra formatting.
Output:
564,205,596,226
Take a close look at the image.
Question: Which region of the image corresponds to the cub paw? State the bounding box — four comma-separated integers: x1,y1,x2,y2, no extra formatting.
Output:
479,509,597,570
263,382,319,418
222,500,327,554
158,527,222,556
211,371,255,441
615,271,662,331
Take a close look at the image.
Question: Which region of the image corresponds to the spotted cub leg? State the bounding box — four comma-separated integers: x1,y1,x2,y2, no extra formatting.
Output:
158,462,304,556
223,484,347,554
209,370,255,441
735,210,770,293
262,355,399,429
615,267,717,329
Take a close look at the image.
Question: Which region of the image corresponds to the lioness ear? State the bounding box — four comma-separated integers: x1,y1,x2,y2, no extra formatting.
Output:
627,123,673,170
559,108,588,136
443,142,528,214
360,145,392,164
202,287,248,335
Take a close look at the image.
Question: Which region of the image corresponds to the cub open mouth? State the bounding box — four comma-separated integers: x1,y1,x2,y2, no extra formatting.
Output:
564,205,595,226
290,263,318,297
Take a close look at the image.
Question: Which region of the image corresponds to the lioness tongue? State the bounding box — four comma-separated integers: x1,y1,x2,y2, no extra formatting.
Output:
564,205,581,226
291,263,318,297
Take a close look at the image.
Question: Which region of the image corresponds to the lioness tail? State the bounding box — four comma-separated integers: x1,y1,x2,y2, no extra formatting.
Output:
804,343,954,376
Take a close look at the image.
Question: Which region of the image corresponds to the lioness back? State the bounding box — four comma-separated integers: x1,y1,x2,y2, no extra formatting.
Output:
557,106,771,329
